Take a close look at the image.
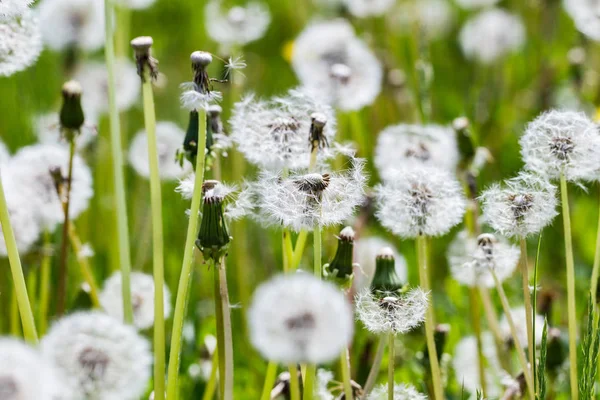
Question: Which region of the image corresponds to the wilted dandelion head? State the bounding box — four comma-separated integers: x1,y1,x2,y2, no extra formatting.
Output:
564,0,600,41
128,121,191,181
38,0,105,51
375,166,466,238
459,9,525,64
375,123,459,181
453,332,504,397
479,172,558,238
41,312,152,400
205,0,270,49
499,306,545,347
230,88,337,170
0,10,42,77
455,0,500,9
355,287,428,334
353,237,408,293
0,338,60,400
252,158,367,232
391,0,455,40
99,272,172,330
248,273,354,364
367,383,427,400
520,110,600,181
343,0,395,17
448,230,520,288
291,19,382,111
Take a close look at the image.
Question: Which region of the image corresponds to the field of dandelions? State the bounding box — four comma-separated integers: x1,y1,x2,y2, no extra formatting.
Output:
6,0,600,399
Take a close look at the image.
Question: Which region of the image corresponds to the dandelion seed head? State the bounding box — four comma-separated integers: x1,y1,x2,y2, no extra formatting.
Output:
343,0,395,17
453,333,504,397
128,122,191,181
0,0,34,20
205,0,270,49
230,89,337,170
114,0,156,10
479,172,558,238
0,140,9,164
455,0,500,9
38,0,105,51
520,110,600,181
292,19,382,111
565,0,600,41
248,273,354,364
375,124,459,181
355,287,428,334
315,369,335,400
41,312,151,400
0,10,42,77
391,0,455,40
459,9,525,64
35,113,97,150
353,238,408,293
499,306,545,347
367,383,427,400
375,166,467,238
180,83,222,112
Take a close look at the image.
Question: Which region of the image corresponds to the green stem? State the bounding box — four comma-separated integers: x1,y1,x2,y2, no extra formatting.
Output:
469,287,487,396
532,233,542,395
340,347,353,400
291,230,309,269
560,172,578,400
141,69,166,400
313,226,321,278
283,230,294,273
479,286,509,371
259,362,278,400
10,289,20,337
302,364,315,400
68,222,100,307
202,351,219,400
214,257,234,400
388,333,395,400
166,109,207,400
104,0,133,324
38,231,52,335
591,189,600,305
519,237,535,386
362,335,386,399
416,235,443,400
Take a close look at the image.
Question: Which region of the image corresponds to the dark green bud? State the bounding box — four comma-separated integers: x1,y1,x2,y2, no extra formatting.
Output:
453,116,476,169
545,327,568,376
422,323,450,371
59,80,85,139
370,247,404,295
177,111,199,167
196,180,230,261
324,226,355,287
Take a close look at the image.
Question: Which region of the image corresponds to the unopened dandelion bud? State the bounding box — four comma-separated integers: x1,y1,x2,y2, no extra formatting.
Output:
324,226,356,286
309,112,328,151
545,327,567,375
370,247,404,294
453,116,476,167
196,180,231,261
178,110,200,166
130,36,158,81
59,80,85,139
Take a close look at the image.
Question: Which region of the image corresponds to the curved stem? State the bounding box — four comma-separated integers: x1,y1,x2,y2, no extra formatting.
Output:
388,333,395,400
340,347,353,400
68,221,100,307
259,362,278,400
519,237,535,387
479,286,509,370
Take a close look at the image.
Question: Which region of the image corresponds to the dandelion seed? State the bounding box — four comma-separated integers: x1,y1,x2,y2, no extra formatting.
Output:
0,338,60,400
343,0,395,18
224,56,247,79
99,271,172,330
230,88,337,170
248,273,354,364
353,237,408,293
479,172,558,238
374,123,459,181
520,110,600,182
205,0,270,50
41,312,152,400
128,121,191,181
455,0,500,9
375,166,467,238
0,10,42,77
459,9,525,64
38,0,105,51
291,19,382,111
367,383,427,400
499,306,545,347
564,0,600,41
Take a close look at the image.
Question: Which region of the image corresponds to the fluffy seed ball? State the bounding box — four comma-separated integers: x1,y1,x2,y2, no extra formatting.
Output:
367,383,427,400
0,10,42,77
205,0,270,49
0,0,34,20
564,0,600,41
500,306,545,347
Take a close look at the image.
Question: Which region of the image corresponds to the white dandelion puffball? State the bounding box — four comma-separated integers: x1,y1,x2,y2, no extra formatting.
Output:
479,172,558,238
455,0,500,9
564,0,600,41
99,272,172,330
353,237,408,293
0,10,42,77
128,122,191,181
0,140,9,163
0,338,60,400
41,312,152,400
356,287,428,334
375,123,459,181
499,306,545,347
248,273,354,364
0,0,33,20
35,113,97,150
520,110,600,182
74,59,140,119
453,333,503,398
230,89,337,170
316,369,335,400
292,19,383,111
7,144,93,231
391,0,455,40
114,0,156,10
459,9,525,64
448,231,519,288
38,0,105,51
367,383,428,400
343,0,395,17
375,166,467,238
252,158,367,232
205,0,270,48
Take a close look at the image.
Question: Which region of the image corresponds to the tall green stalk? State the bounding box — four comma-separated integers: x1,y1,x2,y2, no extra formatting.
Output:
362,335,386,398
290,364,302,400
340,347,353,400
388,333,395,400
0,169,37,343
214,257,234,399
469,287,487,396
303,364,316,400
519,237,535,385
104,0,133,324
590,191,600,305
166,109,207,400
259,362,278,400
560,173,578,400
38,231,52,335
202,352,219,400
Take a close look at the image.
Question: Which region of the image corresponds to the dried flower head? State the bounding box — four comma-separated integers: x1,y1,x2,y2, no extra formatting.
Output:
564,0,600,41
128,122,191,181
99,271,172,330
0,338,60,400
355,287,428,334
0,10,42,77
375,123,459,181
291,19,382,111
459,9,525,64
367,383,427,400
448,230,520,288
205,0,270,49
453,332,504,397
180,51,222,111
0,0,33,20
343,0,395,18
499,306,545,347
479,172,558,238
230,89,337,170
353,237,408,293
38,0,105,51
375,166,467,238
455,0,500,9
41,312,152,400
391,0,455,40
520,110,600,181
252,158,367,232
248,273,354,364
